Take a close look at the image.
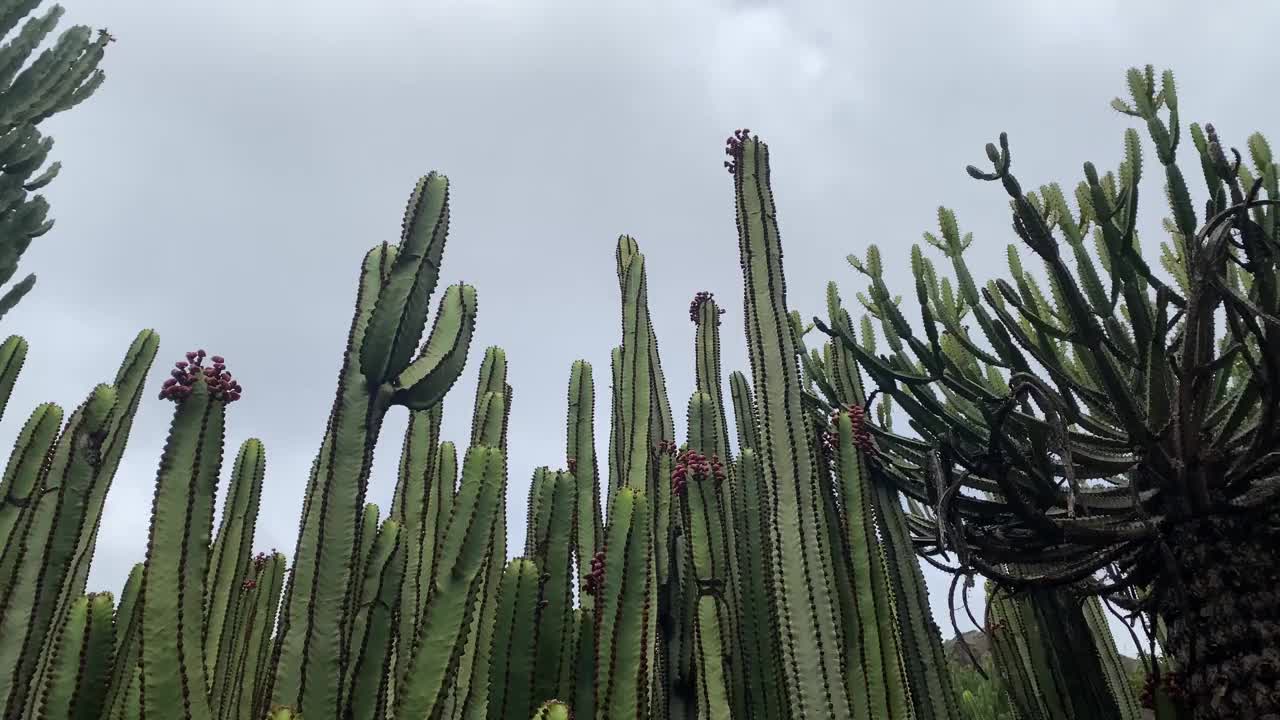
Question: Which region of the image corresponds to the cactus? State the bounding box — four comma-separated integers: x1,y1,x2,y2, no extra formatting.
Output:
270,172,477,718
818,66,1280,719
0,329,158,720
0,2,112,317
0,93,1203,720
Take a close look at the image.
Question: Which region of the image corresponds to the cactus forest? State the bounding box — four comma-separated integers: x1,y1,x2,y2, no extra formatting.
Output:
0,4,1276,720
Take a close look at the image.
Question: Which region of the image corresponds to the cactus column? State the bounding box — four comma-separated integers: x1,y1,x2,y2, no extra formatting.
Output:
727,130,852,719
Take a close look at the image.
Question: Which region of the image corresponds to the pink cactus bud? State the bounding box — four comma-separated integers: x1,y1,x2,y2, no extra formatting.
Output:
186,351,197,361
197,349,206,357
212,355,225,364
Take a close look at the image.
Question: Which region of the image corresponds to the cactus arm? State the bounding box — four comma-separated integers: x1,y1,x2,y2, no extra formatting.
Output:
344,519,404,720
871,474,962,720
222,552,285,720
0,335,26,424
270,244,394,715
488,558,541,720
393,445,503,718
451,366,510,720
529,470,576,704
103,564,143,720
203,438,265,692
594,487,655,718
572,608,595,720
566,360,602,607
33,592,115,720
0,383,115,719
360,172,451,384
137,377,227,720
0,401,61,564
393,283,479,411
391,404,443,692
62,329,160,607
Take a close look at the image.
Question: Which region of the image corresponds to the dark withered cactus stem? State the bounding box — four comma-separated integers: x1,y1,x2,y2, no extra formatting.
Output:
816,65,1280,719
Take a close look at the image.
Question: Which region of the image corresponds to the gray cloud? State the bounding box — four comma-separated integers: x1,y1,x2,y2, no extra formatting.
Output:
7,0,1276,660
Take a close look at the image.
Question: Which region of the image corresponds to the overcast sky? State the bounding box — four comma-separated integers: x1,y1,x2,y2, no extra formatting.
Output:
9,0,1276,658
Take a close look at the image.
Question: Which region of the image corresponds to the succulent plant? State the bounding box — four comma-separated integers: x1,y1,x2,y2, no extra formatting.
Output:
817,65,1280,719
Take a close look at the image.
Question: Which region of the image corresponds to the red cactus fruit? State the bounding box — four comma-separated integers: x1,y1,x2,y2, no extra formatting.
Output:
583,550,606,596
723,128,751,174
160,349,245,404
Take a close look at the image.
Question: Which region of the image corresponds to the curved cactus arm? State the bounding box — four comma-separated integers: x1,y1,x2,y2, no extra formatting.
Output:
34,592,113,720
344,519,404,720
393,445,504,718
0,401,61,564
488,558,542,720
392,283,479,411
0,335,26,424
531,700,572,720
361,172,451,385
139,376,229,720
730,130,853,718
203,438,265,692
0,383,115,720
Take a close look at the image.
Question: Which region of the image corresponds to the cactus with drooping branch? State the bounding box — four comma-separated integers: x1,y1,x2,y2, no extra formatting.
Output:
0,1,113,318
815,65,1280,719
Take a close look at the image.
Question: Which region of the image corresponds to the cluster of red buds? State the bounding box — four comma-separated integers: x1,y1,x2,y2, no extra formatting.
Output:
1139,671,1187,709
582,550,606,596
655,439,678,457
159,349,243,404
566,457,577,475
820,404,875,457
252,551,272,572
672,448,726,497
688,291,726,325
724,128,751,174
241,578,258,591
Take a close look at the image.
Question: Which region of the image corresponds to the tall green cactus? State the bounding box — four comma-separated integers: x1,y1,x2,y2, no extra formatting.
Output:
271,171,477,718
727,128,854,719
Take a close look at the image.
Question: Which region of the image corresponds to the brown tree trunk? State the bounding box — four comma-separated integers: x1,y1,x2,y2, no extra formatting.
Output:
1158,508,1280,719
